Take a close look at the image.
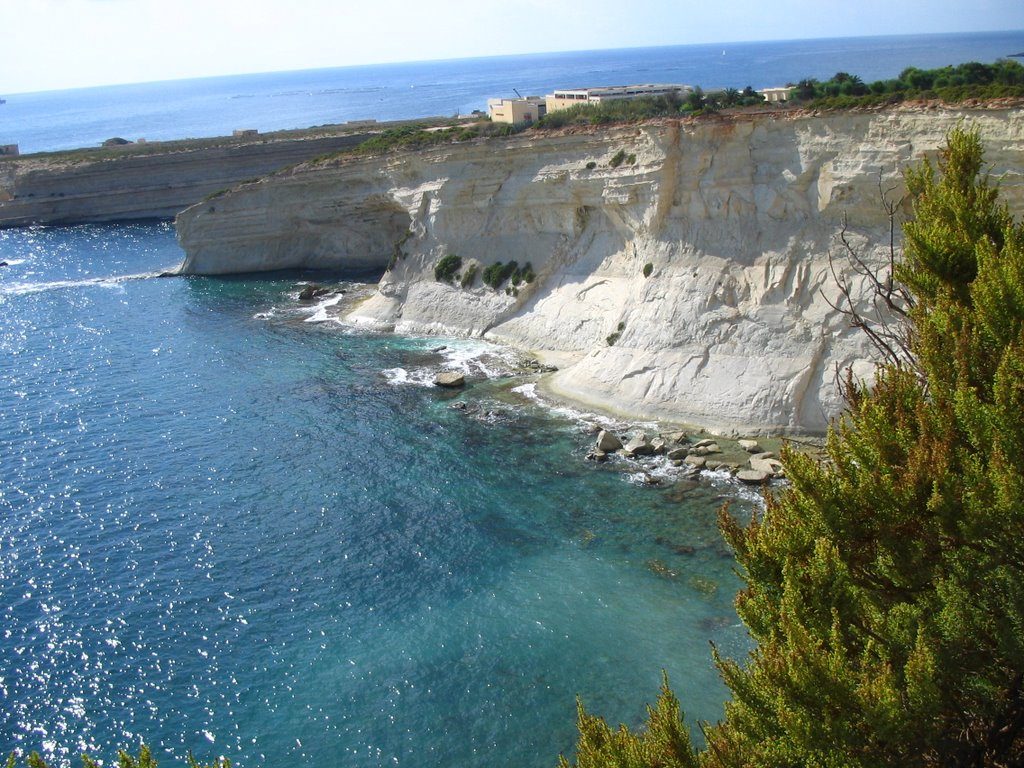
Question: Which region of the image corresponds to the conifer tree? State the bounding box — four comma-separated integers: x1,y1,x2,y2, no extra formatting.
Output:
560,126,1024,767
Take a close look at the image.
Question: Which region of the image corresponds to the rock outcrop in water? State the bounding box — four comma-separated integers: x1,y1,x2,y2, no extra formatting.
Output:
175,107,1024,433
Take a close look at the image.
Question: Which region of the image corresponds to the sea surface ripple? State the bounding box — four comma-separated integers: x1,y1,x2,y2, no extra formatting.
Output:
1,224,753,767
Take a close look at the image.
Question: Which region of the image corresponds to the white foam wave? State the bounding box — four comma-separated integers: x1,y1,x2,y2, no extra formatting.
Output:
0,271,166,296
381,337,525,388
511,382,537,398
381,367,436,387
303,295,343,323
435,338,522,378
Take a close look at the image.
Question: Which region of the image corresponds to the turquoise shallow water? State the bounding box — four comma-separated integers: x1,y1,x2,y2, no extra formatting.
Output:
0,224,755,767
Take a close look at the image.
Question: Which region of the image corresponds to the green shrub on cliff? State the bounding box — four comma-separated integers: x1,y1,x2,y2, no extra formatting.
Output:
482,260,520,289
561,127,1024,767
434,253,462,282
460,263,479,288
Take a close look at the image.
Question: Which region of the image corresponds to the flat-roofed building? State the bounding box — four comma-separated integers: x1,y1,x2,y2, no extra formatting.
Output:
760,87,792,103
0,144,19,157
487,97,547,124
545,83,693,113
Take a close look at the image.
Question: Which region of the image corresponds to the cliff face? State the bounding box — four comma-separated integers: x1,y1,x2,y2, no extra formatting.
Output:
175,108,1024,433
0,133,369,228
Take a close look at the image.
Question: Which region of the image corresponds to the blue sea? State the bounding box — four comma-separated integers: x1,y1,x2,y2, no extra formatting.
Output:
1,31,1023,154
2,30,1022,768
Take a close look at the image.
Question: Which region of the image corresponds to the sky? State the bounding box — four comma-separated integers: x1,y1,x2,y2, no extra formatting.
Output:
2,0,1023,94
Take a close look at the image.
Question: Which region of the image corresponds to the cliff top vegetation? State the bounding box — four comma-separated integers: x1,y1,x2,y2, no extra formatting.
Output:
322,59,1024,162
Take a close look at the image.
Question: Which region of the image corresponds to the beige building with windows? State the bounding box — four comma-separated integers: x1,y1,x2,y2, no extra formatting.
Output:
487,96,547,124
760,87,792,103
545,83,693,113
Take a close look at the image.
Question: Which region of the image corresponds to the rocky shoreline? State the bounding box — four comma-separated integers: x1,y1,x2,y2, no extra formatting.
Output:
289,277,819,488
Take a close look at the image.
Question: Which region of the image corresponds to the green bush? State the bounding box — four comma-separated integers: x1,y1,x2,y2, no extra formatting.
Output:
643,262,653,278
511,261,535,285
606,321,626,346
609,149,627,168
585,161,597,170
460,263,478,288
434,253,462,282
482,260,519,289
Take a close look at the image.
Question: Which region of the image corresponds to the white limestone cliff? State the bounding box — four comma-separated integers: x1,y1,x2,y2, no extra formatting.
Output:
175,108,1024,434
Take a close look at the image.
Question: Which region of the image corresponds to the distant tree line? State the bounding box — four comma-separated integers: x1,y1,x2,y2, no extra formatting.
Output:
792,59,1024,108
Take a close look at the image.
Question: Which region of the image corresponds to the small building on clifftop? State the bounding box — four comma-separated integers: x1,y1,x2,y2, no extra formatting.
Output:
487,96,547,124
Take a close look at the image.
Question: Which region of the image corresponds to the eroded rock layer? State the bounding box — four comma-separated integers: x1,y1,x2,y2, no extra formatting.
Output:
175,108,1024,433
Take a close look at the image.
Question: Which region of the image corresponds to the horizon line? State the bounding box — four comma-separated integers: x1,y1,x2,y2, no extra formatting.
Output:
3,28,1022,98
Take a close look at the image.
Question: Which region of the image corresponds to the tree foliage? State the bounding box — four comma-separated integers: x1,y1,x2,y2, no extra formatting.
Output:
4,746,229,768
561,127,1024,767
557,674,698,768
792,59,1024,108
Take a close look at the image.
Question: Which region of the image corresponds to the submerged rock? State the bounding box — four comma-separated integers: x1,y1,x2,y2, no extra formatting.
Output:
738,439,762,453
647,559,679,579
298,283,332,301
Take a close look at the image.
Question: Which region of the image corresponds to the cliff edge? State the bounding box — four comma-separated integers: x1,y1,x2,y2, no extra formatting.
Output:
175,107,1024,434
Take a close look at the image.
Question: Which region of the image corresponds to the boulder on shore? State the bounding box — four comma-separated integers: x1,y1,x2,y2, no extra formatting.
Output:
737,469,770,484
434,371,465,388
596,429,623,452
623,433,655,457
750,456,785,476
692,442,721,456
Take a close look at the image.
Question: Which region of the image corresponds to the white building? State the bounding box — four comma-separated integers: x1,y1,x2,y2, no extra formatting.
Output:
545,83,693,113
